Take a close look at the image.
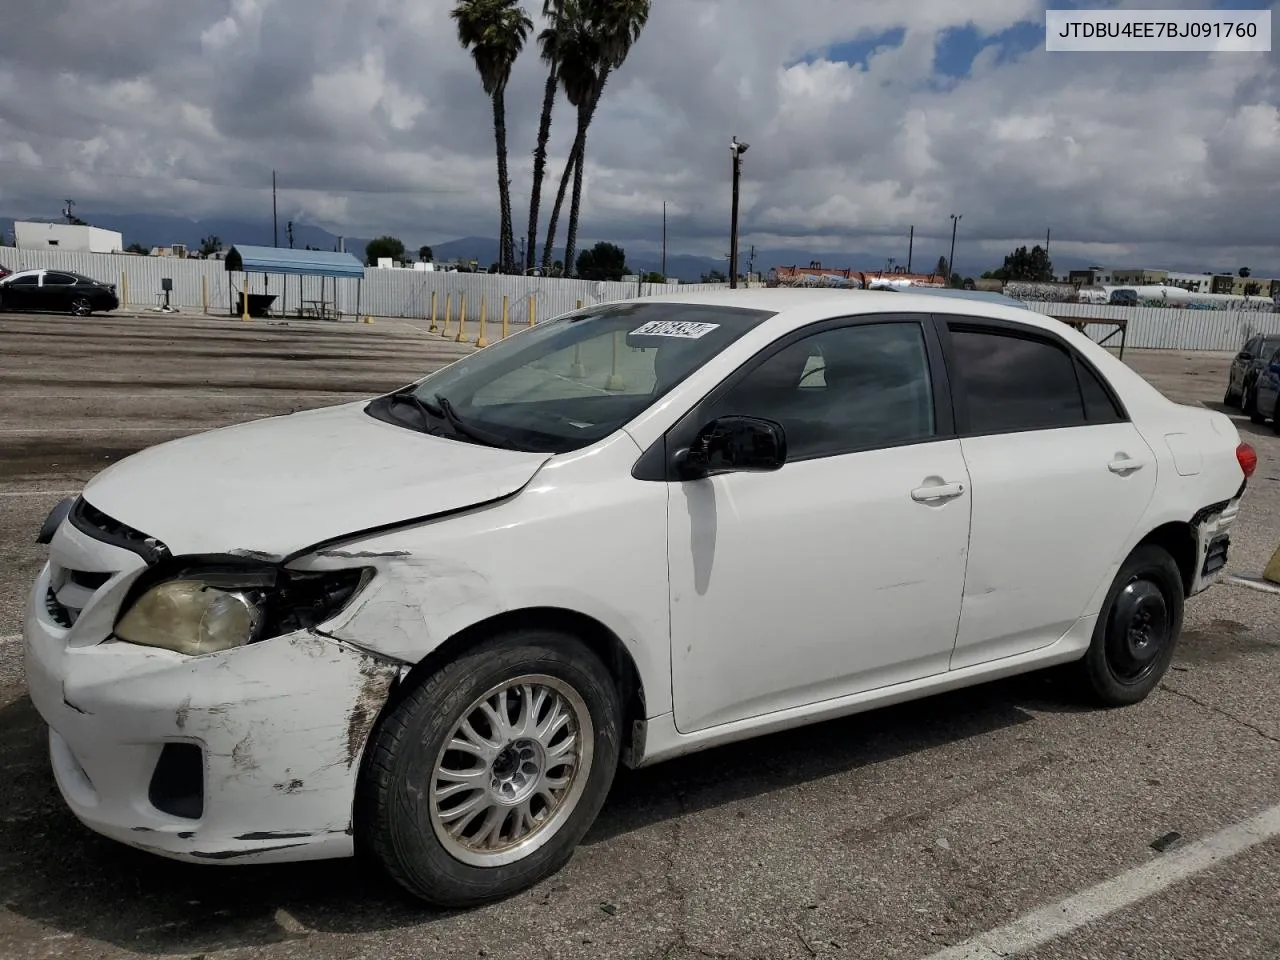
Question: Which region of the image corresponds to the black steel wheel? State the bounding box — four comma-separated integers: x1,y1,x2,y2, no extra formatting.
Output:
1075,544,1183,706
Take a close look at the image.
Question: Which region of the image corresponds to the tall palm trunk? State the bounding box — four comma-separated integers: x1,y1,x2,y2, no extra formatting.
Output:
492,88,515,271
562,68,609,277
526,68,558,273
541,68,609,276
540,111,586,275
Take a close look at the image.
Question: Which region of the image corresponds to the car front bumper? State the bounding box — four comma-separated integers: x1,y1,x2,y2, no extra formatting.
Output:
24,558,399,864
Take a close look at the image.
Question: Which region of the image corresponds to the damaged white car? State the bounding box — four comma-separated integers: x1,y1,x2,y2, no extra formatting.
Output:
26,290,1254,906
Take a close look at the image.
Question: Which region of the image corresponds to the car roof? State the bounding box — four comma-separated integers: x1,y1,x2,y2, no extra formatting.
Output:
634,287,1054,334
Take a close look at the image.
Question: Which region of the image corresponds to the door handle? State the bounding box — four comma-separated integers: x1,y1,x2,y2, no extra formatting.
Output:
911,481,965,502
1108,458,1144,474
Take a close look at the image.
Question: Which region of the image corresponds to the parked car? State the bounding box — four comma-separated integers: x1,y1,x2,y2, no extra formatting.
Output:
0,268,120,316
0,262,11,280
1250,345,1280,431
1223,333,1280,417
26,290,1253,907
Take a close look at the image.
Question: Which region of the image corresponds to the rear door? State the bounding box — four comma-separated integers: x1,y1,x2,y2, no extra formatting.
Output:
938,316,1158,669
40,272,79,312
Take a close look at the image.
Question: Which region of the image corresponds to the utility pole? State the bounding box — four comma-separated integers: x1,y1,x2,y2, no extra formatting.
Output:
272,171,278,247
287,220,294,249
948,214,962,286
662,202,669,278
729,137,749,289
747,244,755,283
907,225,914,273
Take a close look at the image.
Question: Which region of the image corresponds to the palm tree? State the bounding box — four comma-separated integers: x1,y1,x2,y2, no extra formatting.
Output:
540,0,649,276
452,0,533,273
526,0,572,274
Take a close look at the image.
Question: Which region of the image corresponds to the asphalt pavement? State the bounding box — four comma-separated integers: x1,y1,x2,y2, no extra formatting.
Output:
0,312,1277,960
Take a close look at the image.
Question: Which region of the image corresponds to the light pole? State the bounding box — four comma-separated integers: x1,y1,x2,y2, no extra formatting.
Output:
662,201,667,280
729,137,749,289
948,214,962,287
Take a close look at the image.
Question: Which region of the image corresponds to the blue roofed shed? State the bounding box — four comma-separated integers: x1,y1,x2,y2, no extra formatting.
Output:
224,244,366,319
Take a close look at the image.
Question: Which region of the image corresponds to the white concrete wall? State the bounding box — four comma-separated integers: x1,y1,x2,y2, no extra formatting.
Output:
12,223,122,255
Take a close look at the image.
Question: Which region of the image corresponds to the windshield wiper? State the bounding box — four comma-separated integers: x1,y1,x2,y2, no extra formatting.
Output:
386,388,442,433
433,393,516,449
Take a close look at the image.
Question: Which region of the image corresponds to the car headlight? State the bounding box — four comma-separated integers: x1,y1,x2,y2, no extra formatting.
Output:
116,580,265,655
114,565,372,656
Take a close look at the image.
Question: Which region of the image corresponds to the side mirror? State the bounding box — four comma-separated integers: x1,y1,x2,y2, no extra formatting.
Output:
677,416,786,479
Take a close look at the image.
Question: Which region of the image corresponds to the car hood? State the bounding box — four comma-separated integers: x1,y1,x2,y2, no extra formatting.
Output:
78,401,552,560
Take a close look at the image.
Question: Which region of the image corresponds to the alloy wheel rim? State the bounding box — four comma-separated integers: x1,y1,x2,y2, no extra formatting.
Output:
72,299,90,316
428,674,594,867
1105,577,1170,684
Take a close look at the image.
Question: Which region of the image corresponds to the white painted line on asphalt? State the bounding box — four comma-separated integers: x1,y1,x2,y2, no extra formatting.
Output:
1227,574,1280,595
921,802,1280,960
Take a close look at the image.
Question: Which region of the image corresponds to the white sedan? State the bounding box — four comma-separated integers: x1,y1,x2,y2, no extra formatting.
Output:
25,289,1253,906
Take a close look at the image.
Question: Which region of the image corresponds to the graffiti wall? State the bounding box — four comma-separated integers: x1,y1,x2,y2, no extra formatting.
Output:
1003,281,1082,303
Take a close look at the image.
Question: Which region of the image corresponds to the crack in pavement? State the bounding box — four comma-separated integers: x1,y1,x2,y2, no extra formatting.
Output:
1161,682,1280,745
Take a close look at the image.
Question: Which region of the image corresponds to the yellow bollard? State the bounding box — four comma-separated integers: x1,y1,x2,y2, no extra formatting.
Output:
528,294,536,327
121,272,129,308
428,291,439,334
570,342,586,378
501,295,509,339
475,295,488,347
201,275,209,313
440,293,453,338
575,299,583,309
1263,544,1280,584
362,315,374,324
605,330,625,390
241,275,250,321
455,294,468,343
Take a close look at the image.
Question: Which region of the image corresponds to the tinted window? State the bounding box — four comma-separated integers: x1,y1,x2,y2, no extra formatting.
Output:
709,321,935,459
950,327,1084,433
43,273,77,285
1077,360,1124,422
9,274,38,286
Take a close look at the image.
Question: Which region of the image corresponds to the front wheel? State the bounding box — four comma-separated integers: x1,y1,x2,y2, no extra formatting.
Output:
1075,544,1184,707
71,297,92,317
357,630,622,907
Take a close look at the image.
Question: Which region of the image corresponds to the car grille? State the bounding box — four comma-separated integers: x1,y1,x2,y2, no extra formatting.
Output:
45,567,113,628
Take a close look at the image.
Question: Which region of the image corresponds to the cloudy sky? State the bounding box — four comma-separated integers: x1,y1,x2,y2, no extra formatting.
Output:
0,0,1277,275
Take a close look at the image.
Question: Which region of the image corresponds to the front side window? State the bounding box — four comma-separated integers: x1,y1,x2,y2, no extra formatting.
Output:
706,321,936,460
367,301,775,453
949,326,1090,433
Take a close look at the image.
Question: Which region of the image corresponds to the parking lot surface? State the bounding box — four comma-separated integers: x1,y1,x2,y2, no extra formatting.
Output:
1,312,1277,960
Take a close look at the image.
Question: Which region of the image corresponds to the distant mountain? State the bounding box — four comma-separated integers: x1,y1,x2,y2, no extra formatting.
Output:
0,211,1112,281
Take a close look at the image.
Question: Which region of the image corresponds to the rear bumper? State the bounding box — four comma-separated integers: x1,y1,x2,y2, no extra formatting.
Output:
1190,494,1241,595
24,562,398,864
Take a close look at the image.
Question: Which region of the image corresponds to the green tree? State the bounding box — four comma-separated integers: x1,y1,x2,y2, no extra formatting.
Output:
642,271,665,283
366,236,406,266
527,0,573,272
418,245,434,262
935,256,948,279
575,241,628,280
1238,267,1251,277
199,235,221,257
988,244,1054,282
452,0,533,273
125,242,148,255
1244,281,1261,296
541,0,650,275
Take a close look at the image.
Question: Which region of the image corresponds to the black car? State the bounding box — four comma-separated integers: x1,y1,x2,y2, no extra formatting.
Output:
0,269,120,316
1224,333,1280,416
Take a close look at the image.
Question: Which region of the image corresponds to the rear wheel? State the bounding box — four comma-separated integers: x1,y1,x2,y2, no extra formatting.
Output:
357,629,622,907
71,297,92,317
1223,385,1241,407
1075,545,1184,707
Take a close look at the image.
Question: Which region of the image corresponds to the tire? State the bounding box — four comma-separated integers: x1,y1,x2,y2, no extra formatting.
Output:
357,630,622,907
1272,398,1280,434
1074,545,1184,707
71,298,92,317
1223,385,1240,408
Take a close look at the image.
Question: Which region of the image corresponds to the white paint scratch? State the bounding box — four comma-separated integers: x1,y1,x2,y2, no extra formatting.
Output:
921,802,1280,959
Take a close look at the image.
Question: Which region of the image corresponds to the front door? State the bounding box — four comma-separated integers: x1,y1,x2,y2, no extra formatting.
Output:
939,319,1159,669
666,316,973,734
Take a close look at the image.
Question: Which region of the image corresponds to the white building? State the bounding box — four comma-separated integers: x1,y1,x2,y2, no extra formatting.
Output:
14,221,123,254
1163,271,1213,293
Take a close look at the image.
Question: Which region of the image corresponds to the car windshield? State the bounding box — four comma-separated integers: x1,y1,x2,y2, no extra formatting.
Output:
366,301,775,453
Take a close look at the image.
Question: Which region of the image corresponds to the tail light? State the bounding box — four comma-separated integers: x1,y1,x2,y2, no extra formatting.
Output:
1237,442,1257,478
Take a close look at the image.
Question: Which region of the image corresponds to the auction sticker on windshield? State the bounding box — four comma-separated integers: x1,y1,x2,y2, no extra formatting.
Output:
630,320,720,338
